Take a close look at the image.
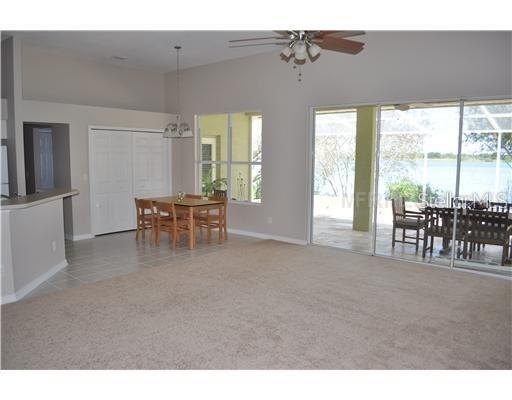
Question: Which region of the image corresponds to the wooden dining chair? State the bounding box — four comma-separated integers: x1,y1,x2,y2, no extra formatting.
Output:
465,209,511,265
212,194,228,241
135,198,156,243
489,202,512,213
213,189,227,198
196,196,227,244
153,201,194,248
467,202,509,252
391,197,425,251
422,207,466,258
451,198,475,209
185,193,206,239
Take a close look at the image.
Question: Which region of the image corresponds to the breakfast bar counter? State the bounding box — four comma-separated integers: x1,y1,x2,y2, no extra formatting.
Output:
1,188,79,303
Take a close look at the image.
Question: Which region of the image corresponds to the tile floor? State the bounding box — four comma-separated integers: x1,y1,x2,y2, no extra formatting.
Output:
25,231,260,300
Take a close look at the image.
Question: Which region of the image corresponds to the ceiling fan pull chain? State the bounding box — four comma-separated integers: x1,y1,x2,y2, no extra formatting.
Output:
292,64,303,82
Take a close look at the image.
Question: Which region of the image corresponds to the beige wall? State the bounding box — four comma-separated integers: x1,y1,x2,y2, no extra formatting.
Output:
165,31,512,242
1,37,25,195
22,100,174,237
1,211,16,299
1,199,66,302
21,43,166,113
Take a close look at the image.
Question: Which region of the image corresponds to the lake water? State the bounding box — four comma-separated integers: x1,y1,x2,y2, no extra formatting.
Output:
316,159,512,201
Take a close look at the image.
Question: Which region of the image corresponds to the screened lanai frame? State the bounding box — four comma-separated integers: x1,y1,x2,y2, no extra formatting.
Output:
307,96,512,277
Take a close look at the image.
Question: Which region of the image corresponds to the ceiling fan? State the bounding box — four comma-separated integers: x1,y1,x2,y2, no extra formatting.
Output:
229,31,365,63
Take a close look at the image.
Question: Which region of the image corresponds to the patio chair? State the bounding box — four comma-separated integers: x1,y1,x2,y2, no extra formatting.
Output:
451,198,475,209
469,202,510,252
489,202,512,213
465,209,511,266
391,197,425,252
422,207,467,258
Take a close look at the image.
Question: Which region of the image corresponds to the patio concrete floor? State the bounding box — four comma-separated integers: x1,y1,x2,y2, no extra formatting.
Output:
313,216,512,277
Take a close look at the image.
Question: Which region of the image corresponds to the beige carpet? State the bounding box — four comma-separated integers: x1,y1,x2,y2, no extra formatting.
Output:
1,240,511,369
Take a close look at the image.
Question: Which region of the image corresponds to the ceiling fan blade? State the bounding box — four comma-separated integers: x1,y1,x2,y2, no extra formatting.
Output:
229,36,288,43
313,30,365,39
326,30,366,39
313,30,345,39
314,36,364,54
273,30,294,38
229,42,289,48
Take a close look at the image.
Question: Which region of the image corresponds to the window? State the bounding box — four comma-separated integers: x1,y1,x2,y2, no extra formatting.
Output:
197,112,262,203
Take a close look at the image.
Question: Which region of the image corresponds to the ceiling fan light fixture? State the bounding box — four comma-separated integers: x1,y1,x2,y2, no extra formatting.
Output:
308,42,321,58
280,45,293,58
293,41,307,61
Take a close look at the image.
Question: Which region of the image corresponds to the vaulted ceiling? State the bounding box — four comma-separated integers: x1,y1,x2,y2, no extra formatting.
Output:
4,31,281,72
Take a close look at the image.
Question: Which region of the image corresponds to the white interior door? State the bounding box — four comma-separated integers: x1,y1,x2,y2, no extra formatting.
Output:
90,130,134,235
34,128,54,190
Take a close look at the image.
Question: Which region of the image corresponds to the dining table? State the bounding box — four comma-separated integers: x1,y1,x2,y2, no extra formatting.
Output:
147,196,226,249
419,206,512,255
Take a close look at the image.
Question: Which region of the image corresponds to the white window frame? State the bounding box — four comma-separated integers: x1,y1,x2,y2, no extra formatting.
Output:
195,111,262,204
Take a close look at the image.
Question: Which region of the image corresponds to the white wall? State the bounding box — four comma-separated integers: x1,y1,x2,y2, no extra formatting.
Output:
22,100,174,237
165,31,512,242
22,43,166,113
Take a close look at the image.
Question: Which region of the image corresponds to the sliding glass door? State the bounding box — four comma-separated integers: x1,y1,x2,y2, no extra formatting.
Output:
454,99,512,275
375,102,460,267
312,106,377,253
311,98,512,277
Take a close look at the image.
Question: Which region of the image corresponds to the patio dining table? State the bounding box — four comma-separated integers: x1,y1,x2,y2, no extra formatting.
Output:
147,196,226,250
419,207,512,254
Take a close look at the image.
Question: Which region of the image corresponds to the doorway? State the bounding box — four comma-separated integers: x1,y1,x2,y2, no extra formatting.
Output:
23,122,73,237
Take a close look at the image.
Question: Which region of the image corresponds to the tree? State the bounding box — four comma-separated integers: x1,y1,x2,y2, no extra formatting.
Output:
315,135,355,198
379,133,424,182
463,132,512,168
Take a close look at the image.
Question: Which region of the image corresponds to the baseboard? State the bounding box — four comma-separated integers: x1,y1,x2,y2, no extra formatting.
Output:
228,228,308,245
65,233,94,241
1,292,17,304
1,259,68,304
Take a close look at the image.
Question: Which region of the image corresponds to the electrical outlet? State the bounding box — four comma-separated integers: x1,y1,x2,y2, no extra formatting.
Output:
52,240,57,252
267,217,273,224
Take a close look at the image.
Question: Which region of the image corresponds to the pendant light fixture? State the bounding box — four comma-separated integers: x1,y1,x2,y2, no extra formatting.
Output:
163,45,192,138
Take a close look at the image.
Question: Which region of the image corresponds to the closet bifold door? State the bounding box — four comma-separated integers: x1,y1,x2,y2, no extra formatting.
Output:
90,130,134,235
132,132,168,199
